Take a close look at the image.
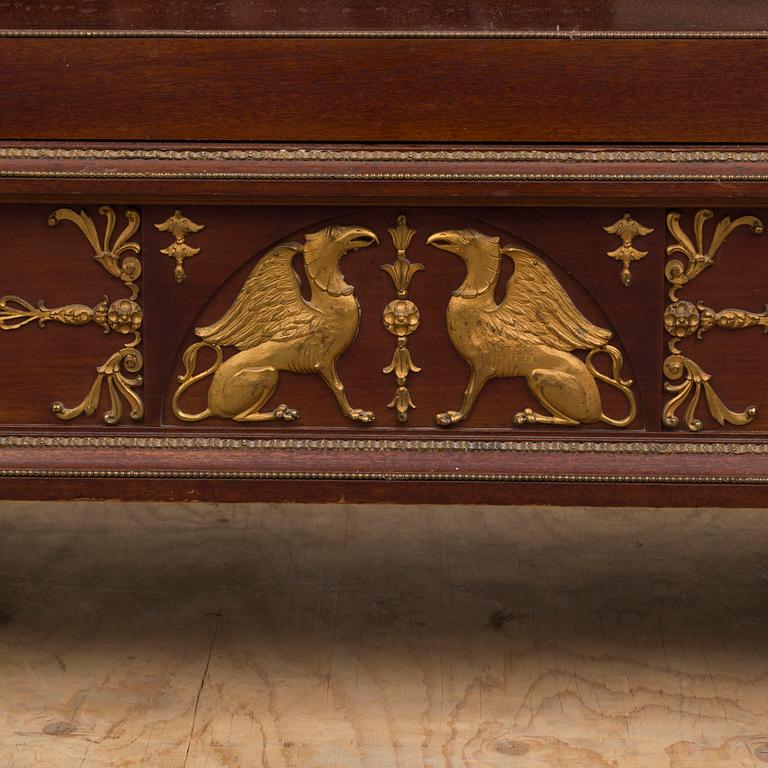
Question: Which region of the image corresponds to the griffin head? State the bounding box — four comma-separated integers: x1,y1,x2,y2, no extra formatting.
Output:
304,225,379,296
427,228,501,298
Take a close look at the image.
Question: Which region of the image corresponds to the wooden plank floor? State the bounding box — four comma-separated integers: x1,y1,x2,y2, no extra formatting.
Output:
1,502,768,767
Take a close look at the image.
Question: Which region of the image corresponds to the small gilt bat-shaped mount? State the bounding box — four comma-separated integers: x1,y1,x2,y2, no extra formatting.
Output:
172,224,379,425
427,228,636,429
603,212,654,287
155,210,205,284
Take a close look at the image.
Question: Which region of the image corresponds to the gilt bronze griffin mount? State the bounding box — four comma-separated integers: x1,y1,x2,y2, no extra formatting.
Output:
427,229,637,428
172,224,379,423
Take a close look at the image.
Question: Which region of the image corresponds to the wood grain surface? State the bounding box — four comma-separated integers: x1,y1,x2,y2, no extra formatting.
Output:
3,0,768,32
1,38,766,143
2,501,768,766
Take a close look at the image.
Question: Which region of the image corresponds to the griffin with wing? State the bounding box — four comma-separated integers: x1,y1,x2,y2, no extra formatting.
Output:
427,229,636,427
172,224,378,423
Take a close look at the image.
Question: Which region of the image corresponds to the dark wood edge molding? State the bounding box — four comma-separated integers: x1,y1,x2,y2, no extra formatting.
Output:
1,441,767,482
5,144,768,205
1,439,767,507
1,29,767,39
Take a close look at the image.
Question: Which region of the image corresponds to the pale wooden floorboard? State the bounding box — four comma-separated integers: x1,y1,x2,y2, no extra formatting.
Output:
1,502,767,767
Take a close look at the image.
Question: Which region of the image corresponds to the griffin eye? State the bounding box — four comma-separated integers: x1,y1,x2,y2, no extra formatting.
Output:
330,225,343,239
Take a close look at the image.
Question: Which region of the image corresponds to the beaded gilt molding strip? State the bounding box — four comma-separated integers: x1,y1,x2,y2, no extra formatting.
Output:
0,468,766,484
4,171,768,182
1,435,768,455
3,148,768,163
0,29,767,39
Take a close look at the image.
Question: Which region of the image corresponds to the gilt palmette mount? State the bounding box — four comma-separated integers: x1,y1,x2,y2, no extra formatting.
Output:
0,206,144,425
663,209,765,431
603,212,654,286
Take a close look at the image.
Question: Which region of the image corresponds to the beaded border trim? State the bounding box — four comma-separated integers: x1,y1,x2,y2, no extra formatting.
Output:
2,147,768,164
0,468,765,484
1,29,767,39
1,434,767,455
3,170,768,182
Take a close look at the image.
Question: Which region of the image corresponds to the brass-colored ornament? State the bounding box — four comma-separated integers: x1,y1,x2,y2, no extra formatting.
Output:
52,347,144,424
172,224,378,423
381,215,423,422
664,300,768,339
0,206,143,424
9,433,768,461
427,228,636,428
155,209,205,284
0,294,143,335
0,295,106,330
603,212,654,286
49,206,142,288
663,209,765,431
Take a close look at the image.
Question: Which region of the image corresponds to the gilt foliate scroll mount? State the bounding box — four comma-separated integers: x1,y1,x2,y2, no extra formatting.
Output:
0,206,144,425
663,209,765,431
172,224,378,424
427,229,636,428
381,215,423,422
155,209,205,284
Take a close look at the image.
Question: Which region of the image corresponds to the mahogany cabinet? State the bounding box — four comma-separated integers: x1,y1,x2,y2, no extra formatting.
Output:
1,2,768,504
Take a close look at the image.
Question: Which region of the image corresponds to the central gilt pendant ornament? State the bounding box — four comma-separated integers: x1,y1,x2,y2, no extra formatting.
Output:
381,215,423,423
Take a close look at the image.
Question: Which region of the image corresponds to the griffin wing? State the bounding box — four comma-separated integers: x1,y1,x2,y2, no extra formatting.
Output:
196,242,322,350
488,248,612,351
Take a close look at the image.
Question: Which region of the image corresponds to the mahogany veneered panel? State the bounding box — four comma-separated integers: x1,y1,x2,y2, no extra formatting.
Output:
0,204,667,434
0,39,766,142
10,201,768,441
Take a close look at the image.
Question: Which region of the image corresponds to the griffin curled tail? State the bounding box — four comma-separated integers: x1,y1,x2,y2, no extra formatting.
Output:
172,341,224,421
586,345,637,427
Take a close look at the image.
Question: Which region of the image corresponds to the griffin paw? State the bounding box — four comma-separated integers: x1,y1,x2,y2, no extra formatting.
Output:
350,409,375,423
275,404,299,421
514,408,537,425
436,410,463,426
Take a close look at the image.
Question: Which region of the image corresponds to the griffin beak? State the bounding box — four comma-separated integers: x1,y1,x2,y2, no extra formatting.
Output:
343,227,379,251
427,231,459,253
